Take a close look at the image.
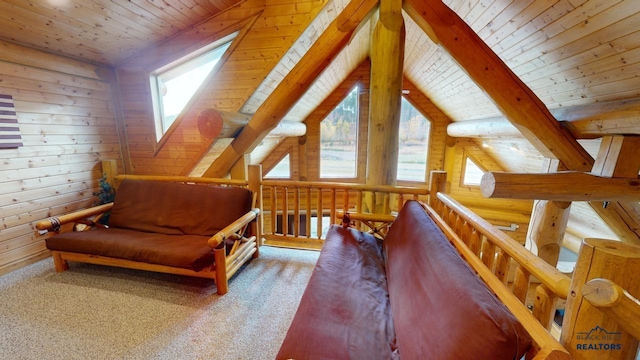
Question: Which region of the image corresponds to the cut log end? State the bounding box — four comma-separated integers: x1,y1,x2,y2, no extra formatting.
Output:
480,171,497,198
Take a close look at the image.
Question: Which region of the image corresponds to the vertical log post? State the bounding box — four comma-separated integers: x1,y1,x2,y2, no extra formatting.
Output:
429,170,447,208
527,200,572,265
561,238,640,359
526,159,571,266
365,0,405,214
248,165,263,254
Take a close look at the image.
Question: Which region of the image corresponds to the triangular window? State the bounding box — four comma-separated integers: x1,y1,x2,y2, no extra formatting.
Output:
150,34,234,140
265,154,291,179
462,157,485,186
397,97,430,182
320,86,359,178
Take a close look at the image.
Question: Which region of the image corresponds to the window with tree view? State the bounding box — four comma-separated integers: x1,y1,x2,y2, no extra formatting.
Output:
397,97,430,182
320,86,359,178
150,37,233,139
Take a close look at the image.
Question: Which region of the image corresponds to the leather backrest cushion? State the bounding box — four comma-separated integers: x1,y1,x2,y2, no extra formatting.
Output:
384,201,532,360
109,180,252,236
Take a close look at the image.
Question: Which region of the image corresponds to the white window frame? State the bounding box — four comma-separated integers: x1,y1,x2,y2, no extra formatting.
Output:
149,33,236,141
319,86,359,179
397,96,431,182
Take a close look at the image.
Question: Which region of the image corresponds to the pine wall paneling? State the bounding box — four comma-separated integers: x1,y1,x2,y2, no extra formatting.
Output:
447,138,533,244
0,40,121,274
116,0,329,176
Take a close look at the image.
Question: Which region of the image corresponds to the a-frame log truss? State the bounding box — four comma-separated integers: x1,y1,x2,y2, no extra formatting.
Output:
160,0,639,243
402,0,640,244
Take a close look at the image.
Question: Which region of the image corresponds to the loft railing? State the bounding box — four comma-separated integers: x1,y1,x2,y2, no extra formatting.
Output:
260,179,429,249
428,190,571,331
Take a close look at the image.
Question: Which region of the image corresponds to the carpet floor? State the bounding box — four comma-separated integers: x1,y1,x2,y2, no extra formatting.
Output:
0,246,319,360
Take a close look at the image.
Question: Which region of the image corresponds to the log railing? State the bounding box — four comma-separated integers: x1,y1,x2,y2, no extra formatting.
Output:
429,191,572,332
260,179,429,249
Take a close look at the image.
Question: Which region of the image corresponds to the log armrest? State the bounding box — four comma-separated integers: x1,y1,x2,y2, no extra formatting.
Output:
208,208,261,248
35,202,114,232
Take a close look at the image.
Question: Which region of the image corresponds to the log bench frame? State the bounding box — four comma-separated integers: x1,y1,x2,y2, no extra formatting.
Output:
336,201,571,359
36,174,261,295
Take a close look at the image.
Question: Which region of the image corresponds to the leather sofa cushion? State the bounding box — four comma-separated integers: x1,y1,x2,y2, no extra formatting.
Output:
384,201,532,359
277,225,398,360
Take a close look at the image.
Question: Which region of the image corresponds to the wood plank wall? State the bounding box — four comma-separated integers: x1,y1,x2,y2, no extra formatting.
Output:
445,138,533,244
0,40,121,275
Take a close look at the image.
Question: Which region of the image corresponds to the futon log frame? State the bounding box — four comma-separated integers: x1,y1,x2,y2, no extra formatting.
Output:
338,198,572,359
36,174,260,295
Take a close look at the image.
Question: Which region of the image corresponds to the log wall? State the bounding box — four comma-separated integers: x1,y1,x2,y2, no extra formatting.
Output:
0,40,121,275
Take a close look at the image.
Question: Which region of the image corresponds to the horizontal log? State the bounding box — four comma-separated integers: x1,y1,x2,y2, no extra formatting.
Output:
197,109,306,139
583,278,640,341
481,171,640,201
35,203,114,231
447,119,521,139
208,208,260,248
447,114,640,140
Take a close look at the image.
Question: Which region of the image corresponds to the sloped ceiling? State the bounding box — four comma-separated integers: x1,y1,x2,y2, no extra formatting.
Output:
1,0,637,125
0,0,243,66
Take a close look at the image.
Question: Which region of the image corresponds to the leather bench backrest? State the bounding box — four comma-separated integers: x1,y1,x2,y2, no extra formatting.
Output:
384,200,532,359
108,179,252,236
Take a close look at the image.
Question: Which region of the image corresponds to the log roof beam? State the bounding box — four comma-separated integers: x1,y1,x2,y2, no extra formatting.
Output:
447,116,640,140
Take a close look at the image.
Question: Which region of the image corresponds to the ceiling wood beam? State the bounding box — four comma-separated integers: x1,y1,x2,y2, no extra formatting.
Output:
196,109,306,139
203,0,379,178
481,171,640,202
447,116,640,140
447,119,521,139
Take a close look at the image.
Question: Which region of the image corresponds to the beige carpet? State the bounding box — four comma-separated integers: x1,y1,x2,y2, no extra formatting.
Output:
0,246,319,360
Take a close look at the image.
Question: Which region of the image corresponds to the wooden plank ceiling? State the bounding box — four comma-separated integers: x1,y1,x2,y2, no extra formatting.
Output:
0,0,637,126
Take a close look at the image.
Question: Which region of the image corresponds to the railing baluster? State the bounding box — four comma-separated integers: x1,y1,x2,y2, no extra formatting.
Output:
306,187,311,238
481,237,496,271
270,186,276,235
316,188,323,238
512,266,531,305
282,187,289,235
533,284,558,331
494,250,510,286
330,188,336,226
293,187,300,237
